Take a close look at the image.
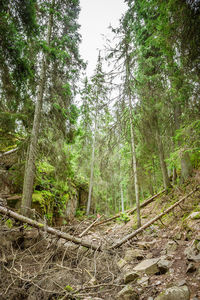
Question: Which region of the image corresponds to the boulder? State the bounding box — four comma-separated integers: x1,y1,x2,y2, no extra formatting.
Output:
133,258,159,275
124,249,144,261
116,285,139,300
124,271,139,284
158,258,171,274
155,285,190,300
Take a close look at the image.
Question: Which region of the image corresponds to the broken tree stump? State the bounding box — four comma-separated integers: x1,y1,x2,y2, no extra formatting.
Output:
111,187,199,249
0,206,101,251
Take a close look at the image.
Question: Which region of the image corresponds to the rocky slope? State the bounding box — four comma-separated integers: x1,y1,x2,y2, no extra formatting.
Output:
0,180,200,299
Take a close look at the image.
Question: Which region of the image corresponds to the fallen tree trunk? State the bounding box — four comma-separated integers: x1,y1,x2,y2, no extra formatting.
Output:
79,215,102,238
111,188,198,249
0,206,101,251
94,189,166,227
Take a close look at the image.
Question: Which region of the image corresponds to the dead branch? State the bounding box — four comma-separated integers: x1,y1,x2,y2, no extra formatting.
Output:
0,206,101,251
94,189,166,227
111,187,199,249
79,215,102,238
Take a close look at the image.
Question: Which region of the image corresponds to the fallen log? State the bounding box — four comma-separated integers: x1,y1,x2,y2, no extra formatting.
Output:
111,187,199,249
79,215,102,238
0,206,101,251
94,189,166,227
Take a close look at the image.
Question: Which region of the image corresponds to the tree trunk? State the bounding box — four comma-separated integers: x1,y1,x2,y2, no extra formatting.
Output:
155,129,171,189
120,182,124,213
181,151,193,181
125,46,141,228
128,100,141,228
21,0,55,216
86,112,97,215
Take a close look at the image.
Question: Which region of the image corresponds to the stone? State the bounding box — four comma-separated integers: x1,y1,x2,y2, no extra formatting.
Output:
137,276,149,286
124,271,139,284
177,279,187,286
116,285,139,300
133,258,159,275
174,232,182,240
165,241,177,254
124,249,144,261
158,258,171,274
137,240,156,250
186,262,196,273
155,285,190,300
147,298,154,300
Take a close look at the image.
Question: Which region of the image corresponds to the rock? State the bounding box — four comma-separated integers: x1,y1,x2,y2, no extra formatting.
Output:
174,232,182,240
124,249,144,261
137,276,149,286
133,258,159,275
165,241,177,254
186,262,196,273
155,285,190,300
147,298,154,300
124,271,139,284
137,240,156,250
177,279,187,286
117,258,128,269
116,285,139,300
187,212,200,220
158,258,171,274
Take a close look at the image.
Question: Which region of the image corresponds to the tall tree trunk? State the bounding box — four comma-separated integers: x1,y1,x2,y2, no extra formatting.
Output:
181,151,193,181
125,45,141,228
174,103,193,181
86,113,97,215
155,128,171,189
128,103,141,228
21,0,55,216
120,182,124,213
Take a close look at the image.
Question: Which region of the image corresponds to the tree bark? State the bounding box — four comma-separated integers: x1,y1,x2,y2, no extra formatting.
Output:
181,151,193,181
21,0,55,216
0,205,101,251
86,111,97,215
128,105,141,228
155,128,171,189
120,182,124,213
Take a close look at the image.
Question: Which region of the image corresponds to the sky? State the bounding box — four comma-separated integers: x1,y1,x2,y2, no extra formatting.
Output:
79,0,128,77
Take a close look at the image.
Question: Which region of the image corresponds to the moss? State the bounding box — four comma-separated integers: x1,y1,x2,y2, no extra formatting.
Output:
32,191,45,204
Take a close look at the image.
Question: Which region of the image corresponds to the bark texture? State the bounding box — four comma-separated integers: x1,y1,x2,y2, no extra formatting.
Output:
21,0,55,216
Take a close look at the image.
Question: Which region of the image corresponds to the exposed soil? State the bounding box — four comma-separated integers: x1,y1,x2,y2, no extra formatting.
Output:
0,181,200,300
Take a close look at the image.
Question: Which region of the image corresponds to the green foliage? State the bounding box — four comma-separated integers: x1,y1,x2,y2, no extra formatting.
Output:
117,213,130,224
5,219,13,229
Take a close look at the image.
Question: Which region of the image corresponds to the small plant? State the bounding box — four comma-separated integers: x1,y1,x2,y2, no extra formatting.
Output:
117,212,130,224
64,285,73,292
5,219,13,228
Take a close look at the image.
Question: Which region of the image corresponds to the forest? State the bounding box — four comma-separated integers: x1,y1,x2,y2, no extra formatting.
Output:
0,1,200,299
0,0,200,222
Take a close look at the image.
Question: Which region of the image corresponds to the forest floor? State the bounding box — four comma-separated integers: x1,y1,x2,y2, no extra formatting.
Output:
0,175,200,300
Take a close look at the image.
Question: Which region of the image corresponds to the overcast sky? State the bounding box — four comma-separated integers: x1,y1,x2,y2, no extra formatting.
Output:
79,0,128,77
